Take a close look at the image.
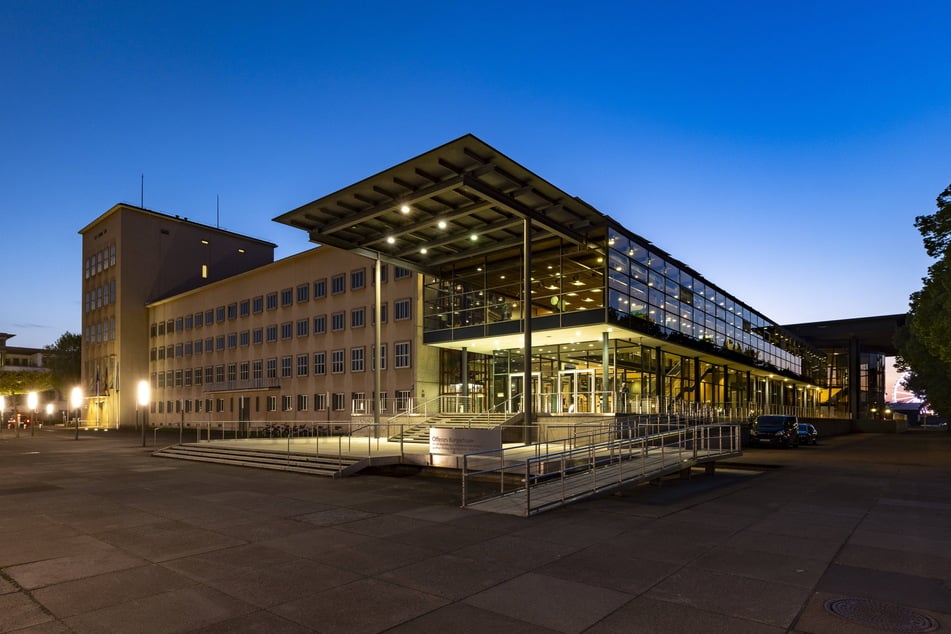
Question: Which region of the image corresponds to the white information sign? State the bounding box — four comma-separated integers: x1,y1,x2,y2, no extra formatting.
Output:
429,427,501,455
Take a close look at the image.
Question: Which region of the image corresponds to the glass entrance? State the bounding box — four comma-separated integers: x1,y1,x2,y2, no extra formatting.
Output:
505,372,541,414
558,369,596,413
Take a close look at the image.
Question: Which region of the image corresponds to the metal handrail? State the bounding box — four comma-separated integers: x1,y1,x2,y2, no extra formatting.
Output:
462,423,741,515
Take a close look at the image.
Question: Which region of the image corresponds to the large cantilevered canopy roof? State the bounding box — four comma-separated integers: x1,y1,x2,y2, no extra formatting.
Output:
272,134,612,274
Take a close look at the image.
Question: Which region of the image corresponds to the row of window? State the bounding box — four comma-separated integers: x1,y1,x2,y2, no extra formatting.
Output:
85,318,115,345
150,271,413,338
84,280,116,313
149,302,412,359
150,390,413,414
151,342,413,389
84,244,116,279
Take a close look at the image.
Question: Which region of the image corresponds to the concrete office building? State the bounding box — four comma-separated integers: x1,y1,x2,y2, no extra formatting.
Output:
79,204,276,428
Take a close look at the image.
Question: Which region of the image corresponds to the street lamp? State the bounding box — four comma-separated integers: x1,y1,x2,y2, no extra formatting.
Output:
137,380,150,447
0,395,5,436
70,387,83,440
27,391,38,437
45,403,53,428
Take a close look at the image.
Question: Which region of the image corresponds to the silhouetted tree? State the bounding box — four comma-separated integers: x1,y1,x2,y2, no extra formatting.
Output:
44,332,82,393
896,184,951,419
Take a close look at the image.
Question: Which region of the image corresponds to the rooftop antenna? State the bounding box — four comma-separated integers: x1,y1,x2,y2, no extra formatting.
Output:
216,194,220,228
140,174,144,208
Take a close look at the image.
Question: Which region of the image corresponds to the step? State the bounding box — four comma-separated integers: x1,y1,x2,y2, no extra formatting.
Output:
153,444,367,478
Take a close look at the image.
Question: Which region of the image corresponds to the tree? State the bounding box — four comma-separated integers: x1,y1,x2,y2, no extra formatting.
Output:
896,184,951,418
43,331,82,393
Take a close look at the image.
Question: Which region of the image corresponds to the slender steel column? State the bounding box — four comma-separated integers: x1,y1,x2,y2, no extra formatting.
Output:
374,254,382,427
523,218,533,441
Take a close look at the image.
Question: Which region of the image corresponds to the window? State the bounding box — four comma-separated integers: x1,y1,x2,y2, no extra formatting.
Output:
184,341,193,356
195,312,204,328
215,365,225,383
227,363,237,382
314,393,327,411
313,352,326,375
174,343,183,358
252,296,264,313
158,322,166,336
205,366,214,384
296,284,309,303
280,322,293,340
252,328,263,345
331,274,345,295
297,394,308,411
396,390,412,410
282,395,293,411
194,367,203,386
266,395,277,411
175,317,183,332
216,306,226,323
374,344,387,370
240,361,249,381
332,393,346,411
205,309,214,325
314,278,326,299
184,369,193,387
266,325,277,343
266,292,278,310
227,303,237,320
240,330,250,346
281,356,292,378
175,370,183,387
227,333,237,349
297,354,309,376
351,307,365,328
184,314,193,330
351,346,365,372
395,266,411,280
314,314,326,334
351,268,365,290
395,341,411,368
253,359,263,380
296,319,309,337
379,263,388,283
331,312,345,331
240,299,250,317
395,298,411,321
205,337,213,352
280,288,293,307
331,350,345,374
266,358,277,379
215,335,225,351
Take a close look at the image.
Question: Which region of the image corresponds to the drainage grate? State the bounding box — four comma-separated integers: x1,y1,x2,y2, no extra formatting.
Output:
824,598,940,632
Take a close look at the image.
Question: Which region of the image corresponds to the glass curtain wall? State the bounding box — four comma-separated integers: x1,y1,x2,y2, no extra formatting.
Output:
422,221,825,416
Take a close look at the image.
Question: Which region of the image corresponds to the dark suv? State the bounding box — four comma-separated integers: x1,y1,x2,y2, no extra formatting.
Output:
750,415,800,448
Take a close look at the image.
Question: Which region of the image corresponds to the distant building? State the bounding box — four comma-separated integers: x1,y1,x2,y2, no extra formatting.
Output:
0,333,56,422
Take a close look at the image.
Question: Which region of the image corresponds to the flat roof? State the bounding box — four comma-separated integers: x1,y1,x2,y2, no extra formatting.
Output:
273,134,610,274
784,314,906,354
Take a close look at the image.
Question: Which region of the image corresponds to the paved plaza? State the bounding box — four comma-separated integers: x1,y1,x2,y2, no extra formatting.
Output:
1,427,950,633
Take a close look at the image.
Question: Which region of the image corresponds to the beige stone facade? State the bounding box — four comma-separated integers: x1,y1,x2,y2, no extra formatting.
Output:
145,246,438,430
79,204,277,428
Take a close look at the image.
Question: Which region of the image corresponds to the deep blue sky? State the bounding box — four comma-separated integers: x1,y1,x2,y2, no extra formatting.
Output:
3,1,949,349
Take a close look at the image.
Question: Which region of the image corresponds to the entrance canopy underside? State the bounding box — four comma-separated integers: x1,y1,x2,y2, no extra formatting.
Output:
272,134,610,274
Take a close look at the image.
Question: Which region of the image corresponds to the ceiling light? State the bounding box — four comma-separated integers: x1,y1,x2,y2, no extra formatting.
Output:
437,220,447,229
420,248,427,254
386,236,395,244
470,234,478,241
400,205,410,214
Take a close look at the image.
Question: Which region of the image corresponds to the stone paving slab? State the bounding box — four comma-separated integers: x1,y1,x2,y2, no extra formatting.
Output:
1,427,951,632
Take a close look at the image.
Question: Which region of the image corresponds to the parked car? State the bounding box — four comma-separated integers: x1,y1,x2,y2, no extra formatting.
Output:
798,423,818,445
750,415,800,448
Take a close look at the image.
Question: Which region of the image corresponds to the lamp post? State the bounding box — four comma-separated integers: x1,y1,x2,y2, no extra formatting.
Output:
0,395,5,436
137,380,150,447
70,387,83,440
27,392,38,437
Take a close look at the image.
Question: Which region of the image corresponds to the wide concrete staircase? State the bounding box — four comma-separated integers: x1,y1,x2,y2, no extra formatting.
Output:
389,412,512,443
152,443,378,477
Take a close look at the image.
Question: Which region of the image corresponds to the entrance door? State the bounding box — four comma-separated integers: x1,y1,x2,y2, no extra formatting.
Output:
506,372,541,414
558,369,597,413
